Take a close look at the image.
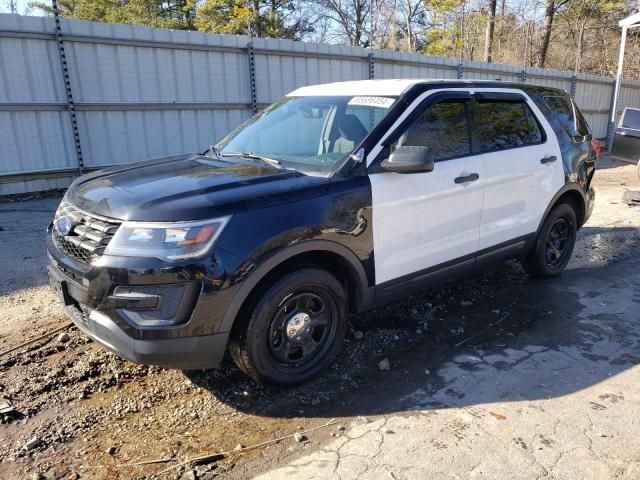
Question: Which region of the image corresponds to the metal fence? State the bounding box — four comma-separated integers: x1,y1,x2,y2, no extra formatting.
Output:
2,13,640,195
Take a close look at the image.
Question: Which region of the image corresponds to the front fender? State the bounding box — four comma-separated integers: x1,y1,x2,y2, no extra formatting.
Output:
217,239,373,334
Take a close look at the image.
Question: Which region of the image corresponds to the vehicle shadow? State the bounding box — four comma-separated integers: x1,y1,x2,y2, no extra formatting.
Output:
186,231,640,420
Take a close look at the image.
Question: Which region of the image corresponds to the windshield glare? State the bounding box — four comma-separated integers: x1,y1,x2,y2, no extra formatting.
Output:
216,95,397,175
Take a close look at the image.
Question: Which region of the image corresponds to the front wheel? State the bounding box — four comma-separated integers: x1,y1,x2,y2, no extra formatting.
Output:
522,202,577,278
228,268,347,386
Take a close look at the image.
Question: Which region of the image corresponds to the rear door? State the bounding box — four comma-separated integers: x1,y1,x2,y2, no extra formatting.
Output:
471,90,564,251
612,107,640,164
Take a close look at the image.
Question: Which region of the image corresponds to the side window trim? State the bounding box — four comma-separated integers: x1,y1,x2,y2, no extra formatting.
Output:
469,94,547,156
475,92,526,103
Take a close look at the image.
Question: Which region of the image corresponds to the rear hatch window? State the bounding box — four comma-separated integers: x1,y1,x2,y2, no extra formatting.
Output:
543,95,591,139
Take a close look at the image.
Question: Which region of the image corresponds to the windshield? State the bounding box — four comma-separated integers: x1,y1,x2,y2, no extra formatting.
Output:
216,95,397,175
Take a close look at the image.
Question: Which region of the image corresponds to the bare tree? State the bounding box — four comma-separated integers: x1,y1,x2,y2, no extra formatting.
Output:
312,0,371,46
484,0,497,62
536,0,570,68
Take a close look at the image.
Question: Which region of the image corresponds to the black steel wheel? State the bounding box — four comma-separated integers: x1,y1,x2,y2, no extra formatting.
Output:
229,268,347,386
268,290,338,370
545,217,572,266
523,202,577,278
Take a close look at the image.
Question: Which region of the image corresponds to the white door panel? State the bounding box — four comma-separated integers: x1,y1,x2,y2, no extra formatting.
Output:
477,97,564,250
371,155,485,285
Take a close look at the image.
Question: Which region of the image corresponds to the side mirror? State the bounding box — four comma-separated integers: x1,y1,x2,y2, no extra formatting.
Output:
380,146,434,174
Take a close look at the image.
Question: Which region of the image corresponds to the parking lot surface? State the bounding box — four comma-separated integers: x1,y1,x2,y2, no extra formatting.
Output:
1,157,639,479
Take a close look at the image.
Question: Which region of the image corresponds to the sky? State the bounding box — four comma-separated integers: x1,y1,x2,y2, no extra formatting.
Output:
0,0,36,15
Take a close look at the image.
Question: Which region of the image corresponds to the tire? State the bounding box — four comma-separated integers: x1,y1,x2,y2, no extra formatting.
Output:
523,202,577,278
228,268,348,386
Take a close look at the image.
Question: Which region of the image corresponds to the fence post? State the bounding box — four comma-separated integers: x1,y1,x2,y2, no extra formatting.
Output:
247,42,257,115
51,0,84,174
606,80,618,147
570,75,577,98
457,62,464,79
368,52,375,80
520,69,527,82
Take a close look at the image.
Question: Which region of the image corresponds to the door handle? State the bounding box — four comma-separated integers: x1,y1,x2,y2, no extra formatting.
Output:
454,173,479,184
540,155,557,164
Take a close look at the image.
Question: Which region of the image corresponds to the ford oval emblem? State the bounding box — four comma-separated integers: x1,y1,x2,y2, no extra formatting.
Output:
55,216,73,236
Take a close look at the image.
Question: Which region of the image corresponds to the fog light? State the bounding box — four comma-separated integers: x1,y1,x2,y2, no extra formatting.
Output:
112,283,200,327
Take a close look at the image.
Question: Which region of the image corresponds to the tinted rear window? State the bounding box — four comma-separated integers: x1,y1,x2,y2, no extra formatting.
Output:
621,108,640,130
543,96,590,138
472,100,543,153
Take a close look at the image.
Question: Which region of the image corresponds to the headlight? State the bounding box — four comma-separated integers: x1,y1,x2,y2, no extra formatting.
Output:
104,217,231,261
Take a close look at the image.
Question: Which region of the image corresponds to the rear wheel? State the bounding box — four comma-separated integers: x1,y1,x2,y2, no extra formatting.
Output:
523,202,577,278
229,268,347,386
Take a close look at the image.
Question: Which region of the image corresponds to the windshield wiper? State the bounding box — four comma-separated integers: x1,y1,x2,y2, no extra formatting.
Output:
221,151,281,168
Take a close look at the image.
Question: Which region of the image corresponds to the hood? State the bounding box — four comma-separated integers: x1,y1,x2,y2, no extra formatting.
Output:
66,154,330,221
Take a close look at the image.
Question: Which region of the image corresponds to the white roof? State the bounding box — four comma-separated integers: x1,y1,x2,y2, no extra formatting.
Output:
288,79,424,97
620,12,640,28
287,78,518,97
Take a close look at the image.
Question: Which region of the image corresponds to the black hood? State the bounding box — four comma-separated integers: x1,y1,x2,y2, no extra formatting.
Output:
66,154,330,221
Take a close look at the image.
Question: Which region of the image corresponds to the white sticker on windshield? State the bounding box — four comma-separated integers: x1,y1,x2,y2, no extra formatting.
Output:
347,96,395,108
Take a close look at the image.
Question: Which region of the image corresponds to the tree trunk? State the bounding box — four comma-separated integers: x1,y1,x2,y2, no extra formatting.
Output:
406,8,412,51
252,0,262,37
537,0,554,68
484,0,497,62
574,21,585,75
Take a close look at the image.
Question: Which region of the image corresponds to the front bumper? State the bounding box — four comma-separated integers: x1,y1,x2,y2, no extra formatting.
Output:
62,300,228,369
47,226,236,369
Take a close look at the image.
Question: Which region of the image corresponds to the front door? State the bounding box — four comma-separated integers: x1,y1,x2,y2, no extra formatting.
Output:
370,94,485,285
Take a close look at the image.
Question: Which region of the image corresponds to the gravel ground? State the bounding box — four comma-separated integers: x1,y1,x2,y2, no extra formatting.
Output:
0,156,639,480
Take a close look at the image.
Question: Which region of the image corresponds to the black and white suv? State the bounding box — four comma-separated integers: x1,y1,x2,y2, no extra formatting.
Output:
48,80,598,385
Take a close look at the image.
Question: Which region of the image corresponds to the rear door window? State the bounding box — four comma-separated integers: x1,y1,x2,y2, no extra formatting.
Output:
472,100,544,153
543,95,591,138
621,108,640,130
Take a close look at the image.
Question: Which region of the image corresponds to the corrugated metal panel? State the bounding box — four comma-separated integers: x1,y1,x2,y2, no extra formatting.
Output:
0,110,76,174
2,13,640,193
0,14,76,177
76,108,249,167
0,176,73,196
253,38,370,102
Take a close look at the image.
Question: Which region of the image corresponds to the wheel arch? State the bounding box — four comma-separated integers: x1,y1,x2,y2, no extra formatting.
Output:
537,184,587,233
219,240,373,334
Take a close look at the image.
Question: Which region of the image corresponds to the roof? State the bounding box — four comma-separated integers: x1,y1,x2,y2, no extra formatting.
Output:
288,79,423,97
620,12,640,28
287,78,541,97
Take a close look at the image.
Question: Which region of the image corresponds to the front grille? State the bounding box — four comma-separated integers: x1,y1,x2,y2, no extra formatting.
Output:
52,201,121,265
